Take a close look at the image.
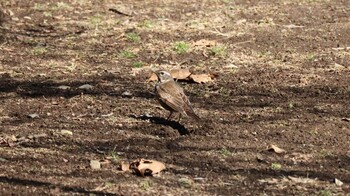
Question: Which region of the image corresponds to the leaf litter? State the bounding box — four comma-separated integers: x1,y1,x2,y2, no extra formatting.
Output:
120,158,166,177
148,68,215,83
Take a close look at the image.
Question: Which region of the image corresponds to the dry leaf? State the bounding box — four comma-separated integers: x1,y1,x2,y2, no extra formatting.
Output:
147,73,158,82
170,69,191,80
192,39,217,49
341,118,350,122
334,178,343,186
190,74,213,83
147,69,192,82
120,161,130,171
0,135,17,147
286,152,313,162
60,129,73,136
288,176,317,184
258,178,280,184
267,144,286,154
90,160,101,170
130,159,166,177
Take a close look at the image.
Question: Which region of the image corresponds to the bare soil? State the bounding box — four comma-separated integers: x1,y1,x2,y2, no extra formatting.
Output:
1,0,350,195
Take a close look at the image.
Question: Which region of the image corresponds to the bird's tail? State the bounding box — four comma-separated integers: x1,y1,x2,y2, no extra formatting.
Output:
187,110,202,122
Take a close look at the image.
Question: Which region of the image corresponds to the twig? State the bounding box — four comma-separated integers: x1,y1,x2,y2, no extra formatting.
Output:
109,8,132,17
332,47,350,51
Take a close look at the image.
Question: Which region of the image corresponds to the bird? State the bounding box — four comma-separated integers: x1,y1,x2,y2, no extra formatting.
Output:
154,70,201,122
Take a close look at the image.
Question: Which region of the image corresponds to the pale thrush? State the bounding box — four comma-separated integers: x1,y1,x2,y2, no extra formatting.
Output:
154,70,201,122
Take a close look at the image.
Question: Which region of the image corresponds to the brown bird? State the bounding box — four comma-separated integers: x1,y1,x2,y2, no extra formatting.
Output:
154,70,201,122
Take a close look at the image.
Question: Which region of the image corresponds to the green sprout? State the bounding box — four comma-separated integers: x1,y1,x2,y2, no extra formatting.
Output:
173,41,190,54
126,33,141,42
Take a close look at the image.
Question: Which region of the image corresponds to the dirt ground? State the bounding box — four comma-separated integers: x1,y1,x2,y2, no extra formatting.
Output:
1,0,350,195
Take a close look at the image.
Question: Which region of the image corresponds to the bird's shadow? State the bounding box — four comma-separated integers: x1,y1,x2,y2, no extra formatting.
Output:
130,114,190,135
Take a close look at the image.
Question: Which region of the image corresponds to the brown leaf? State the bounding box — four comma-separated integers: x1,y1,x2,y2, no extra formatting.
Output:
267,144,286,154
0,135,17,147
170,69,191,80
147,73,158,82
130,159,166,177
190,74,213,83
90,160,101,170
341,118,350,122
147,69,192,82
288,176,318,184
120,161,130,171
192,39,217,49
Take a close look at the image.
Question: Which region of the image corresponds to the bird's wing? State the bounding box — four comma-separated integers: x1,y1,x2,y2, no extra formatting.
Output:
157,81,188,114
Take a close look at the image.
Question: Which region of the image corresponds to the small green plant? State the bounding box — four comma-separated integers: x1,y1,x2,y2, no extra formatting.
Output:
43,11,52,17
318,149,331,158
66,62,77,72
89,15,102,28
33,3,46,10
54,2,72,10
178,178,192,188
259,51,272,58
271,163,282,170
211,44,227,56
109,147,120,162
119,50,137,58
126,33,141,42
220,147,232,156
307,53,316,61
318,190,332,196
288,102,294,109
141,180,153,190
32,47,47,55
173,41,190,54
138,20,154,28
133,62,144,68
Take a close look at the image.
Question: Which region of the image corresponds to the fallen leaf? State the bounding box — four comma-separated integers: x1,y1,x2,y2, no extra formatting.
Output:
286,152,313,163
334,178,343,186
121,91,132,97
224,64,239,69
90,160,101,170
120,161,130,171
147,69,192,82
258,178,279,184
284,24,305,29
130,159,165,177
0,135,17,147
78,84,94,90
57,85,71,90
341,118,350,122
190,74,213,83
170,69,191,80
27,113,40,119
268,144,286,154
288,176,318,184
147,73,158,82
60,130,73,136
192,39,217,49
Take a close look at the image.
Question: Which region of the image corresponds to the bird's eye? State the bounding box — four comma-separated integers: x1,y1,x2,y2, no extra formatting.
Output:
160,72,164,75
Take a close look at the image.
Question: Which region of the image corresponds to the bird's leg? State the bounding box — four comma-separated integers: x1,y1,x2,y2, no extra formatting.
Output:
167,112,173,121
177,113,182,122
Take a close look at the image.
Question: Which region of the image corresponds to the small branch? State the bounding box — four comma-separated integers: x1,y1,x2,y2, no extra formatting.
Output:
108,8,132,17
332,47,350,51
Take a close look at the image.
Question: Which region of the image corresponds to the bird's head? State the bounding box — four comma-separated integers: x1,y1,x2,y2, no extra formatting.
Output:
154,70,173,82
